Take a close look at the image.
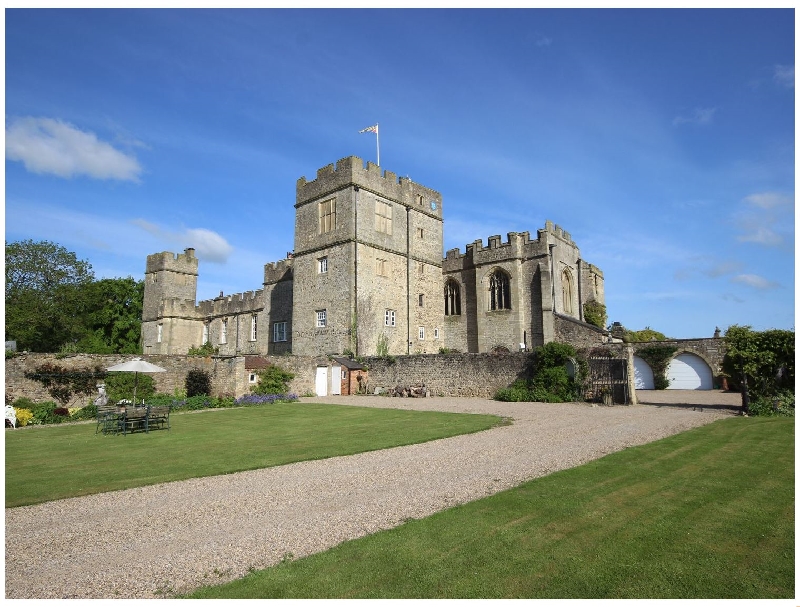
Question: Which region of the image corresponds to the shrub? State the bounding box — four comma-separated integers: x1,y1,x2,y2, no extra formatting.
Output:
495,343,583,403
583,301,607,329
185,368,212,397
70,405,98,421
105,372,155,404
746,390,794,417
14,408,33,427
187,343,218,356
53,407,70,417
252,365,295,395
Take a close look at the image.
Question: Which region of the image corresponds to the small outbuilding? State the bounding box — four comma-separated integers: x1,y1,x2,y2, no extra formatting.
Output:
332,357,368,395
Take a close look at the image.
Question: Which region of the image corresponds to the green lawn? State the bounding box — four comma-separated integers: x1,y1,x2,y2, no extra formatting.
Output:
5,403,503,507
186,416,794,599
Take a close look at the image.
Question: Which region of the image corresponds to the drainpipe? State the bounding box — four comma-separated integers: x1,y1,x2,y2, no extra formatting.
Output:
406,205,411,355
577,258,583,321
353,186,359,356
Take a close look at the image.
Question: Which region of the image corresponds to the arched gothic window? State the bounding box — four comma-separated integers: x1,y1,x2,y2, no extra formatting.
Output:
444,280,461,316
488,270,511,311
562,269,574,315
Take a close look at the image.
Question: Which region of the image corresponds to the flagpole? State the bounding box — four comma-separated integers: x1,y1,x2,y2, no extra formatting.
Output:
376,123,380,166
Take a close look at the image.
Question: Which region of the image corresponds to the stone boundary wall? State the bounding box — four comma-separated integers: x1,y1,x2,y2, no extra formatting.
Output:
362,352,529,398
553,314,608,349
5,353,323,405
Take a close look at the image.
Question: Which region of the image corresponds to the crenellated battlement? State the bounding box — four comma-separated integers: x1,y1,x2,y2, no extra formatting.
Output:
158,297,202,318
296,156,442,213
537,219,574,245
145,248,199,275
196,289,265,316
263,258,294,285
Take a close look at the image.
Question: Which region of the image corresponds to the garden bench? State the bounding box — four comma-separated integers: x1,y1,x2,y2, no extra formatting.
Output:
122,407,148,435
147,406,170,432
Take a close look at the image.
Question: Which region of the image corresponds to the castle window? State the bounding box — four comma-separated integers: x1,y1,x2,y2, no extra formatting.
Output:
417,227,424,239
250,315,258,341
157,323,163,343
316,310,327,328
417,194,424,206
418,294,424,307
562,269,574,315
273,321,287,343
444,280,461,316
375,200,392,234
318,256,328,274
488,270,511,311
385,309,396,327
418,262,425,275
376,258,388,277
418,326,425,340
249,372,258,384
434,327,440,339
202,324,209,345
318,198,336,234
220,319,228,344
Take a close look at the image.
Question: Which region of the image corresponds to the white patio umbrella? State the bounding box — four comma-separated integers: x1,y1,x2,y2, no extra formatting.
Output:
106,358,166,405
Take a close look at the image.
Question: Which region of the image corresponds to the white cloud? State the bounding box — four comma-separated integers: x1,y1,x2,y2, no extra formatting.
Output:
734,191,794,248
738,227,783,247
132,220,233,263
5,117,142,181
730,274,779,290
672,107,717,127
773,64,794,88
743,192,792,209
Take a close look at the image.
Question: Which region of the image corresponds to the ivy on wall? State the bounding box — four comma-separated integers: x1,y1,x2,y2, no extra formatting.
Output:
582,301,607,329
636,345,677,390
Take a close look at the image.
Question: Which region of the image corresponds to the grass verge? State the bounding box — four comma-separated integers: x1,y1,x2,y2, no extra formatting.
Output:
185,416,794,599
5,403,502,507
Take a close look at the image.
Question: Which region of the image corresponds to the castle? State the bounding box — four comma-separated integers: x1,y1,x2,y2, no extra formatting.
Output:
141,156,607,357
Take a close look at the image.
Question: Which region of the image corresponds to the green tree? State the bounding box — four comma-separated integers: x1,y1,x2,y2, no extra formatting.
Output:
625,327,668,342
722,325,794,414
74,277,144,354
6,240,94,352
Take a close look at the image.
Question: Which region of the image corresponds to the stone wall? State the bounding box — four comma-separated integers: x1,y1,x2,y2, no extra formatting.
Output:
5,353,325,405
362,352,529,398
553,314,609,349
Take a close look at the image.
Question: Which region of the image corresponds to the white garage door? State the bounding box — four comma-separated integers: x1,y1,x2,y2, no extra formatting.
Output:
633,356,654,390
667,353,713,390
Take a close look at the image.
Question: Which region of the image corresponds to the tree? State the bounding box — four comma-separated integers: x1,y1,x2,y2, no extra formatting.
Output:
6,240,94,352
624,326,668,342
722,325,795,414
74,277,144,354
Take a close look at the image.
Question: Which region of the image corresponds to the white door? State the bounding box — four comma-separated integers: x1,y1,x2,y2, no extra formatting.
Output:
315,366,328,396
633,356,655,390
667,353,713,390
331,365,341,395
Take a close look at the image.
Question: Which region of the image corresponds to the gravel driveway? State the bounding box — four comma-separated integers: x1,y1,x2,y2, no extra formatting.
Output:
5,394,735,599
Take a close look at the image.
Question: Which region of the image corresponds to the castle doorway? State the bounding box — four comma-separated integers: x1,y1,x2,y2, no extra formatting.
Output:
315,366,328,396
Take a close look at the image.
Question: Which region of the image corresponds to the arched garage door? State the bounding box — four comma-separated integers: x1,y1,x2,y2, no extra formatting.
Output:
667,353,713,390
633,356,654,390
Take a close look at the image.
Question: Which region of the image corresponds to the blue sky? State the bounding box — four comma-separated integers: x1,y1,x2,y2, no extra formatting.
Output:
5,8,795,339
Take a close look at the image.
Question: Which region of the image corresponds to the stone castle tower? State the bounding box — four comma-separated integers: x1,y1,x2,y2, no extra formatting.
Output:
141,156,606,357
292,156,443,356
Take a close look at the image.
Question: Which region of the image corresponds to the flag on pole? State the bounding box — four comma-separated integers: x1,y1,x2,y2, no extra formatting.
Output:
359,123,380,165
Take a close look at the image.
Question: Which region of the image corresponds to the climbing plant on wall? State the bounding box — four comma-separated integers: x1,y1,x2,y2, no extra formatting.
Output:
582,301,607,329
636,345,677,390
24,363,107,407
